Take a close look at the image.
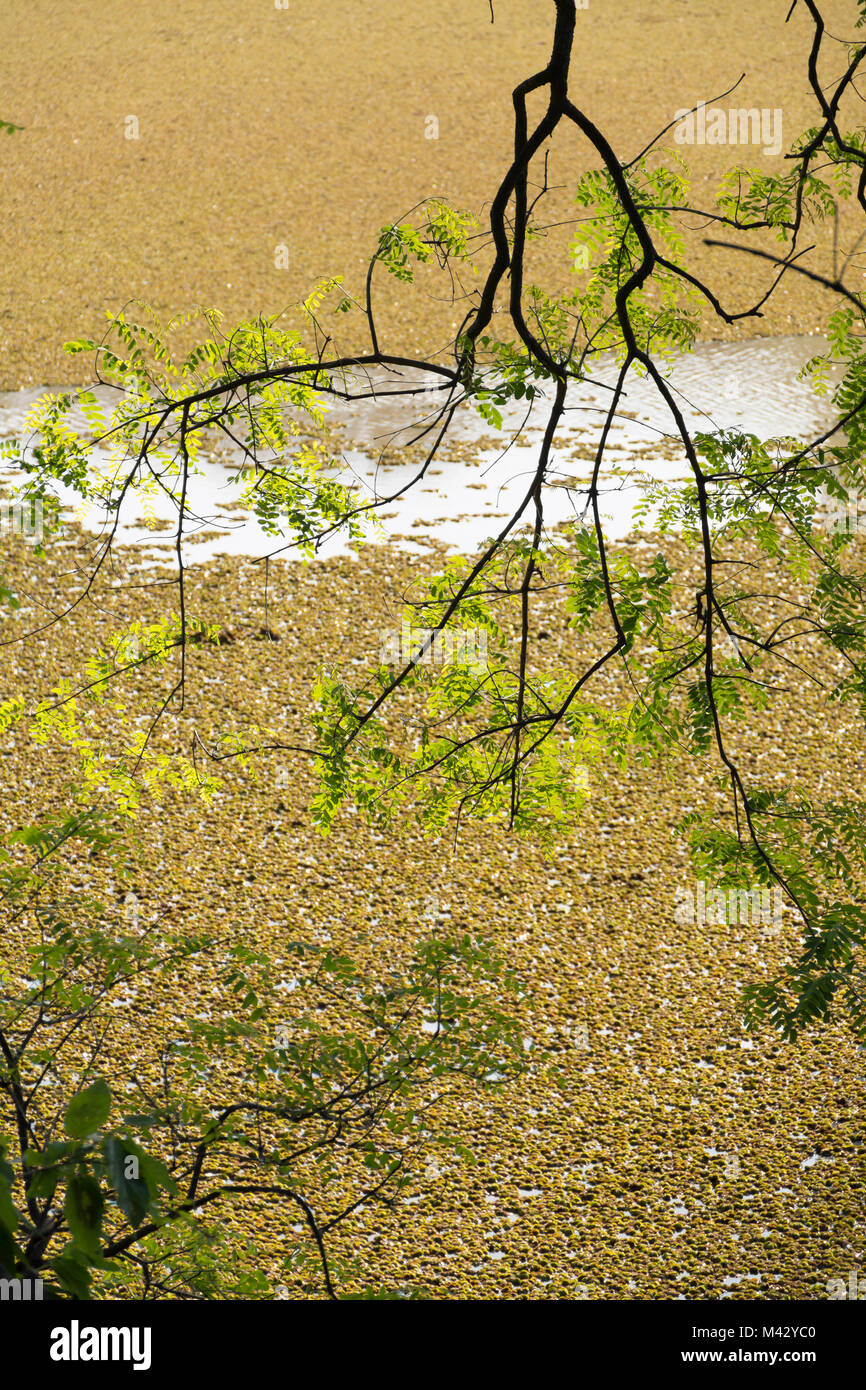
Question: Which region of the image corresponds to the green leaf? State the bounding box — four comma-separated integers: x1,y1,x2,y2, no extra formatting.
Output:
65,1171,104,1256
64,1079,111,1139
103,1137,151,1225
135,1148,178,1202
0,1222,21,1274
51,1249,92,1299
24,1168,59,1202
0,1152,18,1234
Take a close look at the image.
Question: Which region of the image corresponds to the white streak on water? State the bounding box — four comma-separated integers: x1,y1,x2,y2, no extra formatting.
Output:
0,337,840,567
